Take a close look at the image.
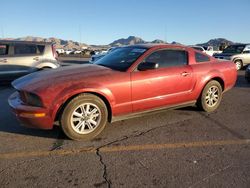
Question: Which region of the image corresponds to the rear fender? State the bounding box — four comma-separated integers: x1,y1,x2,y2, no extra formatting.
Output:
33,59,60,69
196,70,225,97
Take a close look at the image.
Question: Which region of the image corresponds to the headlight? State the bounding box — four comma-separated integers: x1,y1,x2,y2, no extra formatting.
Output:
19,91,43,107
248,66,250,70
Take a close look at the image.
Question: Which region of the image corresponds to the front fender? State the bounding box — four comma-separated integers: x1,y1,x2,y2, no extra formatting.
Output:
49,82,115,120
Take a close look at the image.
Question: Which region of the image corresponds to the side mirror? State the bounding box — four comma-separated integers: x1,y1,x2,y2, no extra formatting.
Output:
138,62,159,71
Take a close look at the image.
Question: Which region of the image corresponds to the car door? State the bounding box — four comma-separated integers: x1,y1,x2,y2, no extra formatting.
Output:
131,49,195,112
0,43,11,79
242,48,250,64
6,43,41,75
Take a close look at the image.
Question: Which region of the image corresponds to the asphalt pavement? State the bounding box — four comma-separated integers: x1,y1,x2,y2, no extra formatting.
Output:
0,69,249,188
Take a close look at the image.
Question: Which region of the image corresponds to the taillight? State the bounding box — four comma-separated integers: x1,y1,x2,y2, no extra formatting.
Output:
52,44,58,60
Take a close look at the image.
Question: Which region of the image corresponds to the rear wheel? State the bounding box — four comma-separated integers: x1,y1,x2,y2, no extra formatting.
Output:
197,80,222,112
235,60,243,70
60,94,108,140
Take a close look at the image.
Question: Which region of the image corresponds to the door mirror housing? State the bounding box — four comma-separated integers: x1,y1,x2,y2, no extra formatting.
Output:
138,62,159,71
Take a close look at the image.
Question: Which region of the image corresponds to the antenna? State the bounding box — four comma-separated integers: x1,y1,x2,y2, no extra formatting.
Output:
1,26,4,38
164,25,167,43
79,25,82,44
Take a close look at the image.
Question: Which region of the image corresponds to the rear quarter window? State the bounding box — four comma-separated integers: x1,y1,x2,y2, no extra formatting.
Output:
37,45,45,54
195,52,210,63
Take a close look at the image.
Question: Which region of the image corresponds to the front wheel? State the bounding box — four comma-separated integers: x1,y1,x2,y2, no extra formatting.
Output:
60,94,108,140
197,80,222,112
235,60,243,71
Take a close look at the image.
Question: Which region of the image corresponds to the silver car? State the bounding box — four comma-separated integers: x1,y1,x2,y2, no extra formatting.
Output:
213,44,250,70
0,40,60,81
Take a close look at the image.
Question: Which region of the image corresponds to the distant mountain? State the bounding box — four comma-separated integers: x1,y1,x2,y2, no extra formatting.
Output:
171,41,182,45
109,36,167,46
151,39,166,44
109,36,145,46
1,36,88,50
1,36,240,50
196,38,235,48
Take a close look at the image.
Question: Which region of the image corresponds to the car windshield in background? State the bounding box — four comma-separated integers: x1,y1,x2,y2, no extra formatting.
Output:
223,45,245,54
95,47,147,71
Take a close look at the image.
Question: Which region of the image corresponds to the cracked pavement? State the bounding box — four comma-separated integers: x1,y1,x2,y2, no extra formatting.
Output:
0,70,250,188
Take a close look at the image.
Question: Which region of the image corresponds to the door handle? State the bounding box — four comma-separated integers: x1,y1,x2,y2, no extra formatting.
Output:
181,72,191,77
0,59,7,63
33,57,39,61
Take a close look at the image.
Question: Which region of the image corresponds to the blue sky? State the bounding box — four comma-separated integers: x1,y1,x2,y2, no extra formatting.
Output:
1,0,249,45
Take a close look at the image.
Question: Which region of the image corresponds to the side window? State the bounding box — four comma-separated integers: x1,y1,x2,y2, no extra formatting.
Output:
195,52,210,63
14,44,37,55
37,45,45,54
144,49,188,68
243,50,250,54
0,44,9,56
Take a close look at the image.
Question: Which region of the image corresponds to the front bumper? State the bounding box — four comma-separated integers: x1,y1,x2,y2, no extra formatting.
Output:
8,92,54,130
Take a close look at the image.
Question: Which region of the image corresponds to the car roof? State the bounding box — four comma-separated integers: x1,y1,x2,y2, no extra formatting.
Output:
123,43,186,49
0,40,53,45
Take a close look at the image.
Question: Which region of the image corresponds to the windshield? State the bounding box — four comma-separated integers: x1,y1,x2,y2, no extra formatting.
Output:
223,45,245,54
95,47,147,71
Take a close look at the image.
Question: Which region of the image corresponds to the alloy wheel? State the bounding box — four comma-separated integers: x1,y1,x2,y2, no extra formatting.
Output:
70,103,101,134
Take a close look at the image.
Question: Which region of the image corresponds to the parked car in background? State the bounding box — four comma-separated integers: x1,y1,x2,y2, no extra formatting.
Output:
213,44,250,70
89,47,119,63
189,45,221,56
56,48,65,55
9,44,237,140
73,50,82,54
245,65,250,83
65,49,73,55
0,40,60,81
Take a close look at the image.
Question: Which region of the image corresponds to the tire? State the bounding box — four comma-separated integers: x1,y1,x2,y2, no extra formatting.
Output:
60,94,108,140
197,80,222,112
234,60,243,71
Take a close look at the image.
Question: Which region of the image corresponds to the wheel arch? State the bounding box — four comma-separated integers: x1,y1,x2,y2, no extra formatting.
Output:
233,57,243,63
54,91,113,124
209,77,225,91
198,76,225,100
35,61,59,69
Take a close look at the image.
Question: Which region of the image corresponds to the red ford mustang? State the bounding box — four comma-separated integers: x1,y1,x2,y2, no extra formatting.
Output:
8,44,237,140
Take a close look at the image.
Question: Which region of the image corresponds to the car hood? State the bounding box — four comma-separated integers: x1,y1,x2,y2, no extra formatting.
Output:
12,64,115,91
